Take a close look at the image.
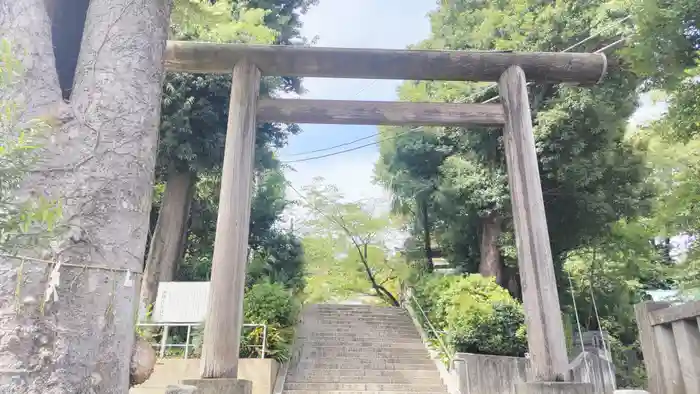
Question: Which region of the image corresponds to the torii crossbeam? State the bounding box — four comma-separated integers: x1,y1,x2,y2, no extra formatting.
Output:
165,40,608,390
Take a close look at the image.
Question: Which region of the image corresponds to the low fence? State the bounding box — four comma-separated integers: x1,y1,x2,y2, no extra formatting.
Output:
136,322,268,359
401,286,616,394
634,300,700,394
453,351,615,394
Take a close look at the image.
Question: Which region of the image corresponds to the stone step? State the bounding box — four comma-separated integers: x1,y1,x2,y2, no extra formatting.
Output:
283,389,440,394
304,318,416,330
299,340,426,348
300,325,413,330
300,347,429,353
298,357,433,366
308,316,411,321
287,375,440,384
305,314,411,320
303,327,418,333
299,333,423,341
310,311,409,316
286,304,445,394
290,369,441,379
283,391,445,394
294,361,434,370
298,337,426,349
306,322,416,328
297,355,432,363
303,333,420,339
307,317,412,322
309,308,409,313
311,310,407,314
284,382,445,392
306,311,411,317
283,389,442,394
300,351,430,363
308,304,403,310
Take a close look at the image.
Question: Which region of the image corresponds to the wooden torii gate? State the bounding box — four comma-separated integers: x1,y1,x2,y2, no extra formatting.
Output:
164,41,607,393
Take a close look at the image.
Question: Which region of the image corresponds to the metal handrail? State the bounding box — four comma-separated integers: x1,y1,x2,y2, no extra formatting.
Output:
136,322,268,359
404,287,455,367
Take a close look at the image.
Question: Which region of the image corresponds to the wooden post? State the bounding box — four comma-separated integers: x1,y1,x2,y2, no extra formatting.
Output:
499,65,569,381
200,59,261,378
634,301,671,394
653,324,683,393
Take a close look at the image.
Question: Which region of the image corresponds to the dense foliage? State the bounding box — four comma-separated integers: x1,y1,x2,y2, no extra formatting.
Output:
376,0,651,294
297,178,409,306
240,282,299,361
373,0,700,389
148,0,700,386
152,0,309,288
414,275,527,357
149,0,312,360
190,282,299,361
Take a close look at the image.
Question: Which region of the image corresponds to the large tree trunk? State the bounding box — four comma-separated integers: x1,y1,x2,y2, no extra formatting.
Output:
478,212,504,285
419,199,434,273
0,1,170,393
141,169,195,312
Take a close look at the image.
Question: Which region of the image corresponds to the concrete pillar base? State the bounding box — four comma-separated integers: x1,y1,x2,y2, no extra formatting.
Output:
181,379,252,394
166,385,199,394
517,382,594,394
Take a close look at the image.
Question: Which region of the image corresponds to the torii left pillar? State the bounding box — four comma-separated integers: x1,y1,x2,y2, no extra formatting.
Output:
183,59,260,394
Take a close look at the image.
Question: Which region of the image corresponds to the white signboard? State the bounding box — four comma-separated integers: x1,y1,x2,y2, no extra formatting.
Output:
145,281,211,323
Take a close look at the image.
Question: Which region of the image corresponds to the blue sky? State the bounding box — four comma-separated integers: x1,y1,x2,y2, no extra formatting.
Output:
279,0,436,202
279,0,666,205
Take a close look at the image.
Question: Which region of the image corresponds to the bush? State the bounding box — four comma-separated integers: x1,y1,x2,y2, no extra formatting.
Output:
244,281,299,327
190,281,299,362
415,274,527,357
239,324,293,361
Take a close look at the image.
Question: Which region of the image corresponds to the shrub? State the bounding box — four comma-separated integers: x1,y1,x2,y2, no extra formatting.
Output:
190,281,299,362
244,281,299,327
239,324,293,361
415,274,528,357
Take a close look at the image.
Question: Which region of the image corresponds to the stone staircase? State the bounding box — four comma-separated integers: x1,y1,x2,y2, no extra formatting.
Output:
283,304,448,394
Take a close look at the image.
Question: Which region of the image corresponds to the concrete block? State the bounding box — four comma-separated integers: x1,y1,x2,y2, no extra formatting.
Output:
181,379,252,394
166,385,199,394
517,382,594,394
613,391,649,394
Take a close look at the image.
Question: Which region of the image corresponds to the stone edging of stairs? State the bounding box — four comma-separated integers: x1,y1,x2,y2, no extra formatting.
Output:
272,321,303,394
402,299,460,394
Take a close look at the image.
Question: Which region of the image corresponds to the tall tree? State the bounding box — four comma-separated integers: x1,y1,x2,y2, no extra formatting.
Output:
299,178,407,306
177,165,305,293
1,0,170,392
625,0,700,88
376,0,651,294
140,0,313,311
141,3,278,313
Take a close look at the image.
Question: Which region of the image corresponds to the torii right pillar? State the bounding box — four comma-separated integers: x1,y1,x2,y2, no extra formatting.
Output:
499,65,593,394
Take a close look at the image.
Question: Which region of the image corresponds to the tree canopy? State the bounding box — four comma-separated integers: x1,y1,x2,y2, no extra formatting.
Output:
376,0,652,295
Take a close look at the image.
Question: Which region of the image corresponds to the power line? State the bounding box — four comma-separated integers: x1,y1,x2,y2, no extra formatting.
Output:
281,15,633,164
284,132,379,157
282,128,416,163
282,78,381,157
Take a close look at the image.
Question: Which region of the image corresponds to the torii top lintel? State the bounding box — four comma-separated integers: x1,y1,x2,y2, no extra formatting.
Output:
164,41,609,85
